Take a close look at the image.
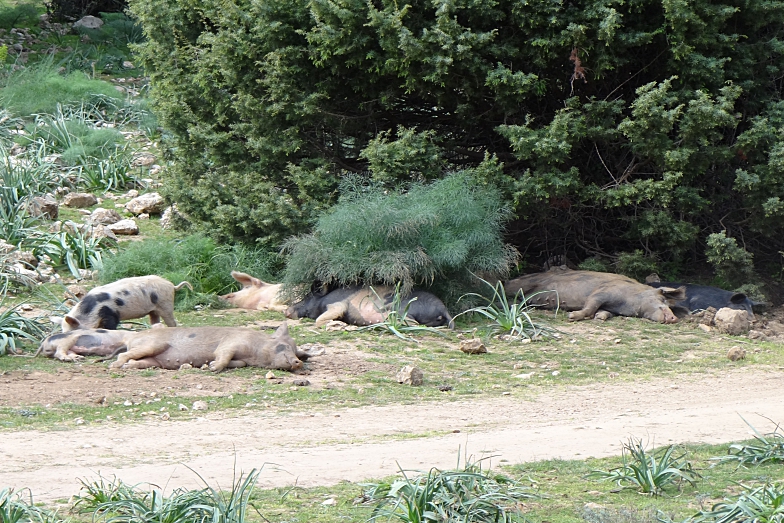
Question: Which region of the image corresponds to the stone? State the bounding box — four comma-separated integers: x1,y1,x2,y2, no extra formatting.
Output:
748,329,768,340
459,338,487,354
89,225,119,242
66,285,88,299
160,205,179,229
192,400,208,411
132,153,156,167
9,249,37,268
396,365,424,386
73,15,103,29
63,192,97,208
28,195,58,220
107,219,139,235
714,307,751,335
0,239,14,254
125,192,165,215
700,306,717,326
293,379,311,387
727,346,746,361
88,207,122,225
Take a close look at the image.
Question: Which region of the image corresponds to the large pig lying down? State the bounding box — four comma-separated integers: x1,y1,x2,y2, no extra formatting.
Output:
36,329,135,362
58,276,192,332
110,324,319,372
285,286,454,328
504,269,686,323
220,271,287,312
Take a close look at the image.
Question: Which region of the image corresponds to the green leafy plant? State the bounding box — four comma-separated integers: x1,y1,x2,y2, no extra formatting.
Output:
586,437,701,496
0,283,51,355
691,482,784,523
33,230,115,278
73,475,141,514
0,487,59,523
706,232,757,288
356,284,448,342
711,416,784,466
454,277,556,340
363,455,536,523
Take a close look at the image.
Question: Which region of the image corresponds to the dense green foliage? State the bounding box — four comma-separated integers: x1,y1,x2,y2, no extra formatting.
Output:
131,0,784,278
281,172,517,302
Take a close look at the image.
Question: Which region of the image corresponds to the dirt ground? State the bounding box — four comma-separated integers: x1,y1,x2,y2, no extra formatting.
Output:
3,311,784,503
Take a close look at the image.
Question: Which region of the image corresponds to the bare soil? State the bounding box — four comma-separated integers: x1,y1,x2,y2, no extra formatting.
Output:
3,358,784,502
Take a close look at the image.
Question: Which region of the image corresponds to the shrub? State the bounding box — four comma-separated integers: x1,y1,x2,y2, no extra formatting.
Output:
711,417,784,467
615,250,660,282
705,231,757,288
0,3,38,30
281,171,518,304
132,0,784,269
691,482,784,523
0,61,122,117
46,0,126,21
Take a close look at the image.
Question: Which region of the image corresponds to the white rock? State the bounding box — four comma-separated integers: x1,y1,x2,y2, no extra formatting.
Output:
107,219,139,235
714,307,751,335
125,192,165,215
396,365,423,386
192,400,208,411
73,15,103,29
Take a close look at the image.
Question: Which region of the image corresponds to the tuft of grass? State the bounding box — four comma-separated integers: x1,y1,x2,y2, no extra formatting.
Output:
691,481,784,523
0,283,51,356
711,416,784,467
0,61,123,117
454,276,557,340
586,437,701,496
357,284,448,342
363,454,536,523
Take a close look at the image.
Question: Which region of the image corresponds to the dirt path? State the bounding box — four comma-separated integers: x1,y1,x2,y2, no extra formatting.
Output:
4,367,784,502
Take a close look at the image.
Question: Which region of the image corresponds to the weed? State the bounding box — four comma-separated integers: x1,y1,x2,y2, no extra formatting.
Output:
454,277,556,340
363,454,536,523
711,416,784,466
586,437,701,496
0,282,50,355
32,230,115,278
691,481,784,523
73,475,140,513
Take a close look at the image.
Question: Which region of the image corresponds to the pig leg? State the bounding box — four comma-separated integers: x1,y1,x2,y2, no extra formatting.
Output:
593,310,614,321
208,342,239,372
147,311,163,326
314,302,349,327
122,358,162,369
54,348,83,362
158,309,178,327
111,341,170,369
226,361,247,368
568,296,604,321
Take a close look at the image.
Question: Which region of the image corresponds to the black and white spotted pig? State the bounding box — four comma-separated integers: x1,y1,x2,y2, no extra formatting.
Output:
58,276,192,332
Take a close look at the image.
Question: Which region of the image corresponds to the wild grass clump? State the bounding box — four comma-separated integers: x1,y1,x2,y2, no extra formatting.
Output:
282,172,518,306
363,455,536,523
691,482,784,523
587,437,701,496
0,61,122,117
100,234,281,309
357,284,449,341
0,487,61,523
455,277,557,340
711,417,784,466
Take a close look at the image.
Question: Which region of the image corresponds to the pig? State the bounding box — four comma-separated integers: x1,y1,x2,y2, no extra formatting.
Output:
109,323,316,372
504,269,686,323
57,276,193,332
285,286,454,328
35,329,135,362
648,282,760,319
220,271,288,312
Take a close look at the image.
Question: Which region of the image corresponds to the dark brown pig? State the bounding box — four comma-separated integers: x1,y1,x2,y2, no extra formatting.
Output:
36,329,135,362
504,269,685,323
220,271,287,312
57,276,192,332
109,324,319,372
285,286,454,328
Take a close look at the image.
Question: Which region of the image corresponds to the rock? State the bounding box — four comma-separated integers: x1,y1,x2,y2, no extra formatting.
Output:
748,329,768,340
125,192,165,215
123,189,139,199
645,273,660,283
265,371,276,379
192,400,208,411
459,338,487,354
9,250,37,268
714,307,751,335
160,205,179,229
88,208,122,225
107,219,139,235
293,379,310,387
89,224,119,241
0,239,14,254
178,403,189,411
122,60,134,69
396,365,424,386
63,192,97,208
73,15,103,29
27,195,58,220
66,284,88,299
727,346,746,361
700,306,717,326
132,153,156,167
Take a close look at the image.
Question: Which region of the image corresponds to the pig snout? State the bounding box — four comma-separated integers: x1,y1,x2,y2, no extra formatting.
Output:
284,306,300,319
653,307,679,324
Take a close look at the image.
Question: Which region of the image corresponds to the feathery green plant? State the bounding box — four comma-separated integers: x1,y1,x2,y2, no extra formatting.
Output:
711,416,784,466
282,171,518,306
454,277,557,340
363,454,536,523
586,437,701,496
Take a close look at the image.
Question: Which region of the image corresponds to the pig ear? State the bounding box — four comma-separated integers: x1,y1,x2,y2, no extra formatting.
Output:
657,285,686,301
273,322,289,338
730,293,747,304
64,315,81,328
230,271,256,287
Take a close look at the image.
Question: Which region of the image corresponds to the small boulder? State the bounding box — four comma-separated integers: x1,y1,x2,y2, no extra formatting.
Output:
107,219,139,235
28,195,58,220
701,306,717,326
192,400,208,411
132,153,156,167
89,224,119,242
125,192,165,215
727,346,746,361
459,338,487,354
396,365,424,386
63,192,98,208
73,15,103,29
88,208,122,225
714,307,751,335
66,284,88,299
